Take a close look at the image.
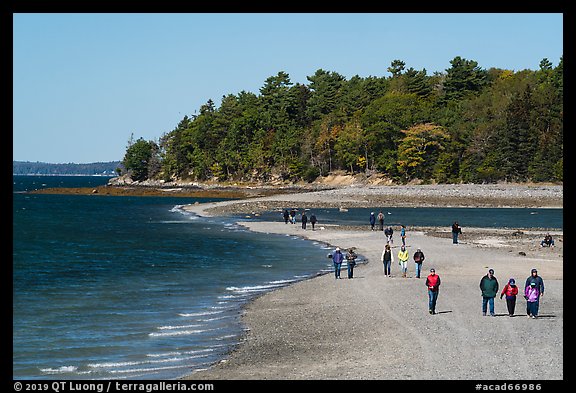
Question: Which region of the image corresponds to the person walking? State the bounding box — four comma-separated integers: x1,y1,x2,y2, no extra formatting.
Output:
377,211,384,231
369,212,376,231
425,268,441,314
480,268,499,316
310,213,317,231
413,248,425,278
452,221,462,244
400,225,406,246
290,209,296,224
524,282,541,318
301,211,308,230
381,244,394,277
345,248,358,279
332,247,344,279
500,278,519,317
398,244,409,278
524,268,544,318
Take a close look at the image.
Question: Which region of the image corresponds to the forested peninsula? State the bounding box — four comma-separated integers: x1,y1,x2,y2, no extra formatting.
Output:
120,56,563,185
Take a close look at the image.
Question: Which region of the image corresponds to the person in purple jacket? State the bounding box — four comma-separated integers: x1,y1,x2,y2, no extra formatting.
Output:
524,268,544,318
524,282,540,318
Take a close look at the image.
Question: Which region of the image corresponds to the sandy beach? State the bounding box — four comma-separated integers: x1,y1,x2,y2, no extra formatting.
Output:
181,184,563,380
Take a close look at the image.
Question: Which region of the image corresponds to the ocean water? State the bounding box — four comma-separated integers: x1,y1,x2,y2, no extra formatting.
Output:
13,176,562,380
13,176,335,380
253,206,563,230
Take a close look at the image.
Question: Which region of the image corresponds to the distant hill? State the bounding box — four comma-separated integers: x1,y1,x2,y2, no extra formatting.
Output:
13,161,122,176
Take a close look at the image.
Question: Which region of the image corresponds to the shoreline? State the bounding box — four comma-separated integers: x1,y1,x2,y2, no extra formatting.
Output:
180,185,563,380
27,183,563,209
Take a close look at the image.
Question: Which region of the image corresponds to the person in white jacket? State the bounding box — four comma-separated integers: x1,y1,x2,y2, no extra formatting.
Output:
381,243,394,277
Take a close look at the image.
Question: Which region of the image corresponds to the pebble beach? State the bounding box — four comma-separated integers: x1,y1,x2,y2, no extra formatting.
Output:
180,184,563,380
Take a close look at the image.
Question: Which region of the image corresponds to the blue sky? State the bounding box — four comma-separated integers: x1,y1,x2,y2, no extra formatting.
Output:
13,13,563,164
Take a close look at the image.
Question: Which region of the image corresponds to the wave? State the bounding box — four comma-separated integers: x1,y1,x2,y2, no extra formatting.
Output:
156,324,202,330
108,362,211,375
226,283,287,293
178,310,224,317
88,353,213,369
148,328,217,337
40,365,78,374
269,279,297,285
146,348,215,358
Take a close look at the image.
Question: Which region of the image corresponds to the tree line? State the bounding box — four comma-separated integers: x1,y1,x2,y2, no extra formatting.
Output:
121,56,563,184
13,161,121,176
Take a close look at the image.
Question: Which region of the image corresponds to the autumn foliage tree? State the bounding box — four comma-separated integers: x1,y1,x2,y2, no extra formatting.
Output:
396,123,450,181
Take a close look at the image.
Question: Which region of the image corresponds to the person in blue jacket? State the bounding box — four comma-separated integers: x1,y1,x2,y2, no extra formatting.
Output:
332,247,344,279
369,212,376,231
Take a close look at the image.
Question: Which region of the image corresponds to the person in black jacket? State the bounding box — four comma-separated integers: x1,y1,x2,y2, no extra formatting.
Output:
413,248,425,278
301,211,308,230
452,221,462,244
310,213,317,231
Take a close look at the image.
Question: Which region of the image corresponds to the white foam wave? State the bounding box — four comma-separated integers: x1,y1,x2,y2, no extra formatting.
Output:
157,324,201,330
178,310,224,317
40,365,78,374
269,279,296,285
108,363,209,375
214,334,237,340
149,328,216,337
216,294,235,299
88,353,212,369
146,348,215,358
226,283,286,293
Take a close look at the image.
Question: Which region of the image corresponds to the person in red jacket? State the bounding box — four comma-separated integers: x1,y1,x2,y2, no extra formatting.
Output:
500,278,519,317
425,268,441,315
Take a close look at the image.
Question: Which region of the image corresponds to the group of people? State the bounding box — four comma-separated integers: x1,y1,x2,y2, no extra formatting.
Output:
283,209,317,230
540,233,555,247
331,240,545,318
480,268,545,318
330,247,358,279
380,244,426,278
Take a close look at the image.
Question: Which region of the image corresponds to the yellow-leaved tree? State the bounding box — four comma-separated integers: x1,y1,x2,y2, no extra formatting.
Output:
396,123,450,182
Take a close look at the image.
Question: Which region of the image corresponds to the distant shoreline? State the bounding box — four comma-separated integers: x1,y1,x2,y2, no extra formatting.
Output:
27,182,563,209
